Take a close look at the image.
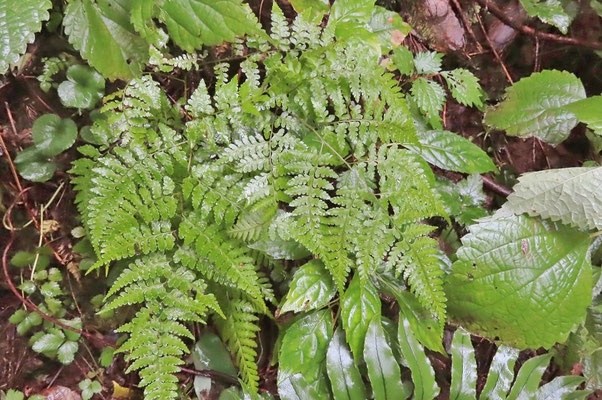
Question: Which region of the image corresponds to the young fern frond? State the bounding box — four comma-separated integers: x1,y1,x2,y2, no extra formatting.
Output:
106,254,221,400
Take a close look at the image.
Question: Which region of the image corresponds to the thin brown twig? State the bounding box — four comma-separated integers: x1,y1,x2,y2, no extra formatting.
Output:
179,366,240,386
476,13,514,84
475,0,602,50
449,0,484,52
481,174,513,197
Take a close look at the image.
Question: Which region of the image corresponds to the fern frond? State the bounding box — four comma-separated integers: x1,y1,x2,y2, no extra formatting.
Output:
214,292,262,392
107,254,219,400
386,224,447,322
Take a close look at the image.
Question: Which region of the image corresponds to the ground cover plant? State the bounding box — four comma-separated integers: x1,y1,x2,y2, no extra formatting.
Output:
1,0,601,399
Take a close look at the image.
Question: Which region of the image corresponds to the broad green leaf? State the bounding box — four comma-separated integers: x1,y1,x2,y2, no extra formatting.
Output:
278,372,331,400
32,331,65,353
192,332,236,398
519,0,572,33
0,0,51,74
131,0,167,47
411,78,445,122
329,0,376,25
484,70,586,145
502,167,602,230
480,345,519,400
326,329,367,400
161,0,259,53
563,95,602,135
364,316,408,400
506,353,552,400
10,251,35,268
57,340,79,364
99,346,115,367
5,390,24,400
391,46,414,76
281,260,336,314
408,130,496,174
378,275,445,353
340,272,381,360
57,65,105,110
446,214,592,349
64,0,148,80
9,310,27,325
397,317,439,400
413,51,443,74
31,114,78,157
441,69,484,108
14,147,56,182
278,310,333,383
449,329,477,400
192,332,237,376
535,376,588,399
289,0,329,20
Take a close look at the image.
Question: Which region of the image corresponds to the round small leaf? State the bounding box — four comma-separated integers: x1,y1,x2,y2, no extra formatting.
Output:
58,65,105,109
31,114,77,157
14,147,57,182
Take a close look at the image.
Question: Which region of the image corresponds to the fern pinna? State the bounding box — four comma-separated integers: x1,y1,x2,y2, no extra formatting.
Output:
71,5,448,398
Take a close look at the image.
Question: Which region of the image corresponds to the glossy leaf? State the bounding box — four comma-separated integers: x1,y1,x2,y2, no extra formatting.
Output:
57,65,105,110
379,275,445,353
57,341,79,365
397,317,439,400
0,0,51,74
519,0,572,33
14,147,57,182
414,51,443,74
367,6,411,52
278,372,331,400
480,346,520,400
446,214,592,349
280,260,336,314
563,95,602,136
340,272,381,360
449,329,477,400
289,0,329,19
506,353,552,400
32,331,65,353
408,130,496,174
484,70,586,145
502,166,602,230
326,329,367,400
329,0,376,26
64,0,148,80
161,0,259,53
278,310,333,383
193,332,237,375
535,376,589,399
31,114,78,157
364,316,408,400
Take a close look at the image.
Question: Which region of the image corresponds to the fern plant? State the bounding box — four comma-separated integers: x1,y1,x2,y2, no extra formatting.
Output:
69,2,499,398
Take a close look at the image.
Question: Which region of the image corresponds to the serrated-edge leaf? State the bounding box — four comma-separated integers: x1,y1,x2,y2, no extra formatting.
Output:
408,130,496,174
0,0,52,74
484,70,585,145
446,214,592,349
503,167,602,230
